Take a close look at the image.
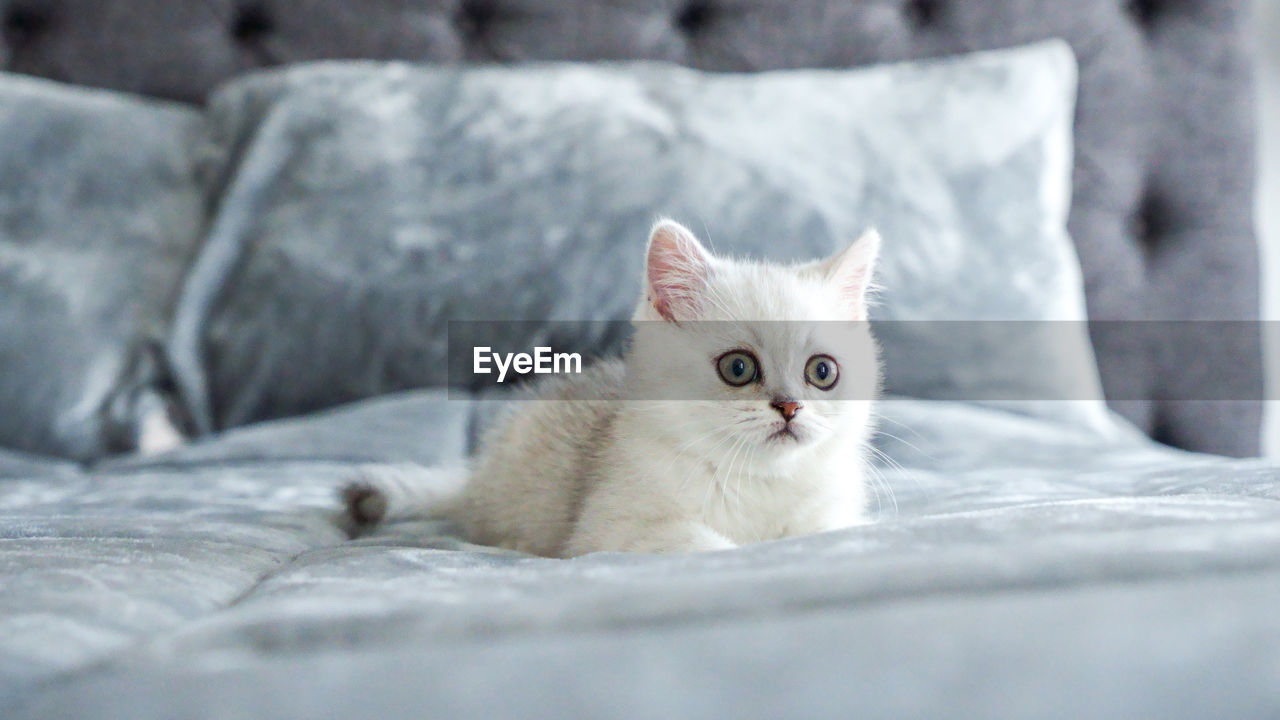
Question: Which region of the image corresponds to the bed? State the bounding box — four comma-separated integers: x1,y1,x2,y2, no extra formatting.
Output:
0,1,1274,717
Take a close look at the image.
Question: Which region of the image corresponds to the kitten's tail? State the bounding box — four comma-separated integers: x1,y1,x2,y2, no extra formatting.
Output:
340,463,466,531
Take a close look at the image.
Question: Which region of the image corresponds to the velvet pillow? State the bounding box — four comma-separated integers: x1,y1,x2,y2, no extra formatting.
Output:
0,75,204,459
171,40,1107,432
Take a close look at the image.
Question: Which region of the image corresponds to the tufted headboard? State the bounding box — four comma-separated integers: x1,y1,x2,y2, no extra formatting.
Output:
0,0,1262,456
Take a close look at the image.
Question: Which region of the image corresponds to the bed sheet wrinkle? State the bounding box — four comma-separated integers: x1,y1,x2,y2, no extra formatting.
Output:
3,395,1279,718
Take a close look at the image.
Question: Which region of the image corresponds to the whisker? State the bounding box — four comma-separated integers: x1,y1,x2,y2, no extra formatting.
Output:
865,444,928,507
865,462,899,519
679,427,739,499
873,427,934,462
719,434,750,521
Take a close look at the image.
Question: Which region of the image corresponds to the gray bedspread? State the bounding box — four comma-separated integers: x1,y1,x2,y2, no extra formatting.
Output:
3,396,1279,718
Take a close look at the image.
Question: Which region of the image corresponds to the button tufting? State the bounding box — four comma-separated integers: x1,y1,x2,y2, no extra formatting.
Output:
2,3,52,45
676,1,714,35
1126,0,1159,26
231,3,275,43
456,0,498,41
904,0,940,28
1131,190,1170,256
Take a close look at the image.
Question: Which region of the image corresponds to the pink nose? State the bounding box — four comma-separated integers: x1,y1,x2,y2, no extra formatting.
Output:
771,399,802,422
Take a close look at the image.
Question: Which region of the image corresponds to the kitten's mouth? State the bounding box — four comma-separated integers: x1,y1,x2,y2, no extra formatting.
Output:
766,424,802,444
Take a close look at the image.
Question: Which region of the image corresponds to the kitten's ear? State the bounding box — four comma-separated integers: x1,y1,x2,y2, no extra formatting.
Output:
820,229,881,320
646,219,713,322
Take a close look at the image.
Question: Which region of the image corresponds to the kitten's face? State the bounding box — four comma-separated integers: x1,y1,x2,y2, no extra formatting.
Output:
627,220,881,471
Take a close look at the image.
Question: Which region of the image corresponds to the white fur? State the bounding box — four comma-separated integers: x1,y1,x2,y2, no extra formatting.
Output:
136,409,186,456
346,219,882,557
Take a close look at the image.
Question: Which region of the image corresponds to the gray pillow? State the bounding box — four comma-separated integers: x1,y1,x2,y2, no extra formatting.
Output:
0,74,204,460
173,40,1107,432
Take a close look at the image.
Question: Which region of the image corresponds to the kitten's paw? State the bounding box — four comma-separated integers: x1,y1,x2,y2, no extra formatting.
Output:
340,478,389,527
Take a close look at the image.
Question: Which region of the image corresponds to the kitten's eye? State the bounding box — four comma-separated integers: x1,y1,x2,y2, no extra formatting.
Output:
716,350,759,387
805,355,839,390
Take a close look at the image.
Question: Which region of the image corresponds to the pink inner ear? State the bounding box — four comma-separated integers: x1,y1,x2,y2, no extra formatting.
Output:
647,222,711,322
837,265,873,308
825,230,881,319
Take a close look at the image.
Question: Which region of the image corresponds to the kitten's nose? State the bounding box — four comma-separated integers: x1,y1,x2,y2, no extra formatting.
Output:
771,399,802,422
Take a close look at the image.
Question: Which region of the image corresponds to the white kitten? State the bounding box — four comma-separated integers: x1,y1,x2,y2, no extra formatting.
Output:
343,219,882,557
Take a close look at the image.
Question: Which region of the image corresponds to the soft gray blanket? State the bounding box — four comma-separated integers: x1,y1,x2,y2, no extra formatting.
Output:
2,396,1279,718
